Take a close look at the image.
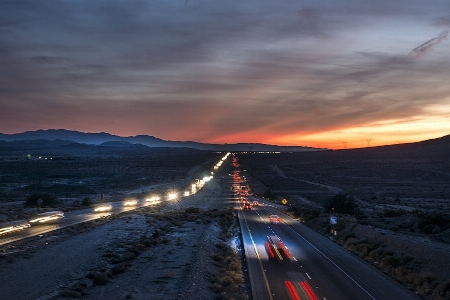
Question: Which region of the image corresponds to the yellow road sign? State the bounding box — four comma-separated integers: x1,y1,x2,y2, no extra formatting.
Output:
281,198,288,205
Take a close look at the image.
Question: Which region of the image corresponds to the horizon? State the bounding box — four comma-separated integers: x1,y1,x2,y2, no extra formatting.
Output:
1,128,448,150
1,1,449,149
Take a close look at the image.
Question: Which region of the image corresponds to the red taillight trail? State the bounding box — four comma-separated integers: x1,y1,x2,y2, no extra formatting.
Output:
285,281,301,300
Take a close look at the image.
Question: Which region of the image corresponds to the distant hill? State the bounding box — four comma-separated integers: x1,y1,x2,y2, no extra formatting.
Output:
0,129,320,152
304,134,450,165
344,134,450,156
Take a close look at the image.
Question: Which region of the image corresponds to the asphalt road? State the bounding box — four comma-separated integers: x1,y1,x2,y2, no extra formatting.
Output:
238,194,421,300
0,201,150,246
0,153,233,246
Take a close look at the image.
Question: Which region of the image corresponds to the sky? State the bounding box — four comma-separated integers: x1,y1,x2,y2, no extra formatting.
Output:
0,0,449,149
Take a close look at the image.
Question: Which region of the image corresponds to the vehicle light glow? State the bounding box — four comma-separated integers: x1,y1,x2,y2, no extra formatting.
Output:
30,216,60,223
0,221,30,235
300,281,318,300
123,199,137,206
203,176,213,182
146,196,160,201
29,211,64,224
285,281,301,300
280,241,291,258
168,192,178,200
94,204,112,212
266,241,275,258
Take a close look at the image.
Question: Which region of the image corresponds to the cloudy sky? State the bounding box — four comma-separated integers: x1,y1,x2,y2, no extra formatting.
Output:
1,0,449,149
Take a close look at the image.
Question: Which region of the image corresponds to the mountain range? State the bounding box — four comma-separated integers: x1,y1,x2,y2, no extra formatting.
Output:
0,129,320,152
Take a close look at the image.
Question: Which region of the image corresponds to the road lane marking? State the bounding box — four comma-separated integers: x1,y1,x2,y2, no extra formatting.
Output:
306,273,311,279
286,224,377,300
242,210,273,300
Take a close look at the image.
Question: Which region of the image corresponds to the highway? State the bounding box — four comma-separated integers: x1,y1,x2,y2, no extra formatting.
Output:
0,153,232,246
0,152,422,300
233,158,420,300
0,200,157,246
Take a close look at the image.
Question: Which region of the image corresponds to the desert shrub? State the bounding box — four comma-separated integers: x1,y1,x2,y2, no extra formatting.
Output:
389,226,399,232
287,206,320,222
163,270,175,278
402,255,413,264
368,247,384,261
218,210,236,239
323,193,358,215
109,254,123,264
207,218,245,299
129,242,146,254
410,271,436,287
413,272,438,297
185,207,201,214
416,212,450,231
383,209,406,218
262,188,276,200
432,279,450,300
422,224,440,234
152,229,160,239
24,192,59,207
59,288,81,298
380,255,402,268
432,225,444,235
111,262,128,275
122,251,137,261
81,197,92,207
92,272,109,285
209,252,224,264
343,233,356,240
6,255,15,263
209,247,244,295
216,242,227,249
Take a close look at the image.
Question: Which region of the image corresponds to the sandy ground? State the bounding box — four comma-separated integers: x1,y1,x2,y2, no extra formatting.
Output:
0,207,238,300
83,215,220,300
0,154,249,300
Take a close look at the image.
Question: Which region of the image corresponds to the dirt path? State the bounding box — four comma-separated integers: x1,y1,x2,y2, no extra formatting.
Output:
269,165,343,194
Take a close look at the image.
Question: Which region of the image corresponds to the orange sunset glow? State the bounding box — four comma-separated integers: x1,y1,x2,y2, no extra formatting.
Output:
0,1,448,148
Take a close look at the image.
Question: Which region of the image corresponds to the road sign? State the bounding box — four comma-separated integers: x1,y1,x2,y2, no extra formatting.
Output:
330,216,337,225
281,198,288,205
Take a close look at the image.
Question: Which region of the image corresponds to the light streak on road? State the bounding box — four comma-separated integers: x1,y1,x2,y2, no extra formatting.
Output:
0,220,30,235
301,281,319,300
285,281,301,300
28,211,64,224
93,204,112,212
283,221,377,300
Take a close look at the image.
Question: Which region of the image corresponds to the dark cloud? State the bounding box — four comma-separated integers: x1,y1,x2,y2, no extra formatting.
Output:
0,0,449,146
30,56,72,64
408,30,449,57
432,15,450,27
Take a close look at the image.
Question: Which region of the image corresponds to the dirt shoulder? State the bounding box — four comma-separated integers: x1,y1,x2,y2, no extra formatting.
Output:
0,207,249,300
